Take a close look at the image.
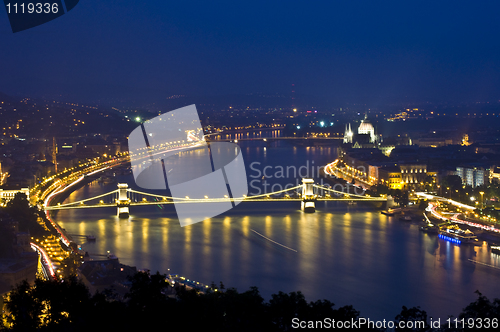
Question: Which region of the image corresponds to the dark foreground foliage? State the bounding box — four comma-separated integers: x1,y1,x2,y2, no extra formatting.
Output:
1,272,498,331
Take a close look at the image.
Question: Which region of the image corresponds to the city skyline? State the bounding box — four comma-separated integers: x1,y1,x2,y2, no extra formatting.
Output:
2,1,500,330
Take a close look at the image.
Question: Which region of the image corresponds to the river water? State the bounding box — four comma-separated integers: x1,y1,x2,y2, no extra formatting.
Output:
54,131,500,321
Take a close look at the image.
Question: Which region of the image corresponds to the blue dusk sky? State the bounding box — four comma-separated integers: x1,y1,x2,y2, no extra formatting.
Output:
1,0,500,104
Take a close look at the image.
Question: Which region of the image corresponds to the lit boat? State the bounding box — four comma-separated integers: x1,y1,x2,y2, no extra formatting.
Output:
491,245,500,255
106,251,118,260
439,226,478,244
381,209,395,216
420,225,439,234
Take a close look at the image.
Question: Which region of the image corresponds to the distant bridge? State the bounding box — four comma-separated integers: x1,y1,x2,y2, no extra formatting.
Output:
210,137,343,142
45,179,391,217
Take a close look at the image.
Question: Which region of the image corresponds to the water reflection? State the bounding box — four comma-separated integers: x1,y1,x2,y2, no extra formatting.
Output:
54,140,500,321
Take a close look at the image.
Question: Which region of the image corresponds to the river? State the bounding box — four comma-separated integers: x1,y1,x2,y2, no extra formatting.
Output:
53,131,500,321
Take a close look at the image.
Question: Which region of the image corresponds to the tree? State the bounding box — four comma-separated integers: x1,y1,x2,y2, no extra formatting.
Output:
125,271,169,309
418,199,428,210
423,175,435,192
3,193,49,237
124,271,173,330
395,306,430,331
5,193,30,212
268,291,309,330
373,184,390,195
459,291,500,321
60,254,81,278
442,175,463,192
3,280,42,330
393,189,409,207
31,276,92,329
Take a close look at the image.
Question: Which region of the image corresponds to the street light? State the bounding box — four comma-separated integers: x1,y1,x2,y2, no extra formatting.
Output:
480,191,484,209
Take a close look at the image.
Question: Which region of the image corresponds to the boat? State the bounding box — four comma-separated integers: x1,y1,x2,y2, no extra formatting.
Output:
491,246,500,255
399,215,412,221
420,225,439,234
381,209,395,216
86,235,96,241
439,226,478,244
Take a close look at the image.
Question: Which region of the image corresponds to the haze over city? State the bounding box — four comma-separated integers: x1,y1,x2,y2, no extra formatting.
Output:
1,1,500,106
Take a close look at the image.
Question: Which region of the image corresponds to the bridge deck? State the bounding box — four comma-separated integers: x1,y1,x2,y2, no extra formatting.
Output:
45,197,386,210
211,137,343,142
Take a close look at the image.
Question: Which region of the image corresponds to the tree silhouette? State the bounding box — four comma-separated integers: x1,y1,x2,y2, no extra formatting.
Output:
268,291,309,330
395,306,430,331
3,192,48,237
442,175,463,192
3,280,42,330
4,273,500,331
459,290,500,322
393,189,409,207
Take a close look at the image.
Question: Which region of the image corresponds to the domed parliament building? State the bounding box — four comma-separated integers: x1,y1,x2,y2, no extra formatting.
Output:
342,115,409,156
343,116,378,147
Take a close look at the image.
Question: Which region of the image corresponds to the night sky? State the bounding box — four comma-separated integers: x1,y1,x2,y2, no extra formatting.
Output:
1,0,500,105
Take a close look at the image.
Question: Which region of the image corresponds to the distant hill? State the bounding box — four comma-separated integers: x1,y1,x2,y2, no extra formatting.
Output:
0,93,134,139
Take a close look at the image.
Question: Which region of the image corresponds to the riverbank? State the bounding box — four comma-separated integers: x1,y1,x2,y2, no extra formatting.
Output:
48,174,103,206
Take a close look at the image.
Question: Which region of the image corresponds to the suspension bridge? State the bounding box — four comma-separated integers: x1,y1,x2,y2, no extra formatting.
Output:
44,179,392,217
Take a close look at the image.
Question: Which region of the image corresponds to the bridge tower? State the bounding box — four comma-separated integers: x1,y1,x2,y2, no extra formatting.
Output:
117,183,130,218
301,178,316,213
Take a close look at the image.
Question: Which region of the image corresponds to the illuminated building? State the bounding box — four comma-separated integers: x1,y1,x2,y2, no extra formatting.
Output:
456,165,489,188
338,148,437,189
343,123,353,143
379,167,404,190
343,115,378,145
357,118,377,143
0,187,29,203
